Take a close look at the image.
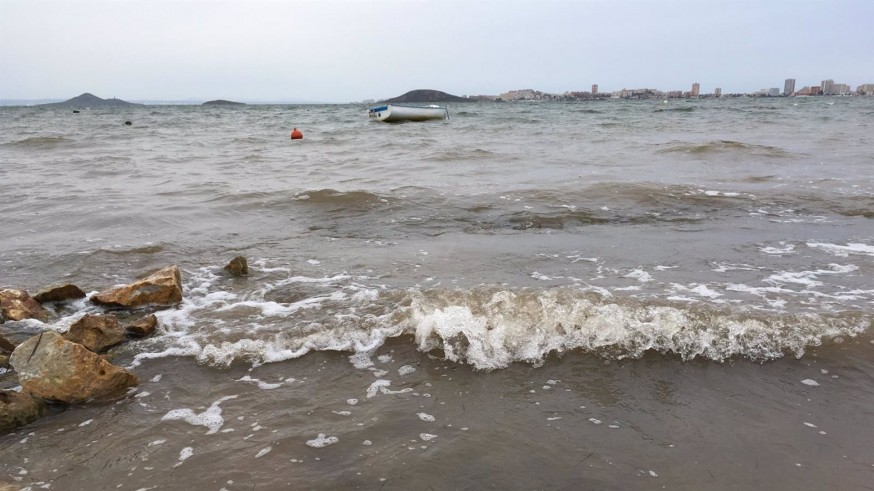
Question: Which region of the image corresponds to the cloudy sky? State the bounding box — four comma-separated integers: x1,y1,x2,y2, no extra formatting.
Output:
1,0,872,102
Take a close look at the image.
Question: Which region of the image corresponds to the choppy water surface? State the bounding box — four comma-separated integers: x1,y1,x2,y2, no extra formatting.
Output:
1,98,873,489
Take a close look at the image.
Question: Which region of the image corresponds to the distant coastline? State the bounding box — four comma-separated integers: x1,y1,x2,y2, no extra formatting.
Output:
3,82,873,107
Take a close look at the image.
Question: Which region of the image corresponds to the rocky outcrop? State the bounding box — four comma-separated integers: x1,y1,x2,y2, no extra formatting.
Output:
126,314,158,338
91,266,183,309
0,289,48,323
33,284,86,304
224,256,249,277
10,331,138,403
0,390,46,432
64,314,124,352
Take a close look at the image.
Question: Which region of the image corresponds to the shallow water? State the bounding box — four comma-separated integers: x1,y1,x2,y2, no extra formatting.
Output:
1,98,873,489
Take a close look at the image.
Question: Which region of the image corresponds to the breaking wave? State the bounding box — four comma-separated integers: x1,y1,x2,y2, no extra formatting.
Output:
120,270,871,371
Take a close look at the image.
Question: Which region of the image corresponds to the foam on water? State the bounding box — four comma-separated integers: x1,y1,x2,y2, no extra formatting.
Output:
306,434,338,448
161,395,238,434
807,242,874,257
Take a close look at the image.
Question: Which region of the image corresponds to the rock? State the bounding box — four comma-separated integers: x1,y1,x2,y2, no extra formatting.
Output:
33,284,86,304
0,289,48,323
126,314,158,338
224,256,249,277
91,266,183,309
64,314,125,352
0,390,46,432
0,333,16,353
0,354,9,369
10,331,138,403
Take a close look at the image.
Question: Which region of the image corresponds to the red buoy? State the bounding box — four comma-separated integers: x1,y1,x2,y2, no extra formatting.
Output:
290,128,303,140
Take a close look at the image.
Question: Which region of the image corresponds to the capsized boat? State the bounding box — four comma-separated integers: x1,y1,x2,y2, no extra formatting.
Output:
368,104,449,122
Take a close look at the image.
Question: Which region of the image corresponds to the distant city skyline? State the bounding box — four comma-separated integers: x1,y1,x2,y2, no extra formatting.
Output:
1,0,872,103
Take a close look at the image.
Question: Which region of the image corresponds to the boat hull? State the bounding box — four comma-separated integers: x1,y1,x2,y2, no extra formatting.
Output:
368,104,448,122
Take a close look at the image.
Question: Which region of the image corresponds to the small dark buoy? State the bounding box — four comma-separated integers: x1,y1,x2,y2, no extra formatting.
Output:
290,128,303,140
124,121,132,126
72,110,80,113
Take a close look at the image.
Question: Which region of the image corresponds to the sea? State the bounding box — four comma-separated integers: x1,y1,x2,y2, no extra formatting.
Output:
1,97,873,490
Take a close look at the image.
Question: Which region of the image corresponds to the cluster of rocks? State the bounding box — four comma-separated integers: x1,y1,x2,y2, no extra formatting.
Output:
0,257,248,433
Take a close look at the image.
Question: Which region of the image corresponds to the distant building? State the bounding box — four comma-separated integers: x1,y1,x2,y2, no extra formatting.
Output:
592,84,598,94
768,88,780,97
783,78,795,95
691,83,700,97
833,83,851,95
858,84,874,95
821,79,835,95
714,87,722,97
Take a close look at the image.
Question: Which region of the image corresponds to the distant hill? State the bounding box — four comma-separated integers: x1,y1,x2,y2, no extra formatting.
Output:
203,99,245,106
39,93,143,108
382,89,468,103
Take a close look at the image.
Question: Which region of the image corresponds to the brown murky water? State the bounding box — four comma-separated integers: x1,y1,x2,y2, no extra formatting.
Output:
1,98,873,489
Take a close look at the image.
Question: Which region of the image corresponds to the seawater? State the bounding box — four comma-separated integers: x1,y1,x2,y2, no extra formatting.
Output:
1,98,873,489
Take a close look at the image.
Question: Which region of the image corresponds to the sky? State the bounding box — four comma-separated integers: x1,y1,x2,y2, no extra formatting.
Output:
1,0,872,103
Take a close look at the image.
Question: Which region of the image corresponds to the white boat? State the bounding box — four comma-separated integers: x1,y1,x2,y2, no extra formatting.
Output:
368,104,449,122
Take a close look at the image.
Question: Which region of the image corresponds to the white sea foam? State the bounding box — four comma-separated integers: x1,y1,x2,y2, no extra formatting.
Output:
419,433,437,441
807,242,874,257
801,379,820,386
306,434,338,448
366,380,391,398
624,269,653,283
237,375,282,390
161,395,238,434
417,413,436,422
255,447,272,458
398,365,416,376
765,264,858,289
174,447,193,467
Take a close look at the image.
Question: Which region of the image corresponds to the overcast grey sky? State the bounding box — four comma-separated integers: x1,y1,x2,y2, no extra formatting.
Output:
1,0,872,102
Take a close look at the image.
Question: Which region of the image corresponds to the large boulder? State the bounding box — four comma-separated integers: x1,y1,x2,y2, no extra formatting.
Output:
64,314,124,352
0,390,46,432
126,314,158,338
33,284,86,304
9,331,138,403
91,266,183,309
224,256,249,277
0,289,48,323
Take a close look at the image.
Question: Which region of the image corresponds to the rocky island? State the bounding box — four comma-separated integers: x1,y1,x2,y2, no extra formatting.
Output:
382,89,468,103
39,92,143,108
202,99,245,106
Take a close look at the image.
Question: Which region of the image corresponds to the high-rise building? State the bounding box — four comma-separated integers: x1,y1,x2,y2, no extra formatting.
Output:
691,83,700,97
821,79,835,95
714,87,722,97
784,78,796,95
592,84,598,94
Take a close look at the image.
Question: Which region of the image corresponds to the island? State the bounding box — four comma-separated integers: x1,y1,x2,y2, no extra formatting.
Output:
202,99,245,106
39,93,143,108
382,89,469,104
